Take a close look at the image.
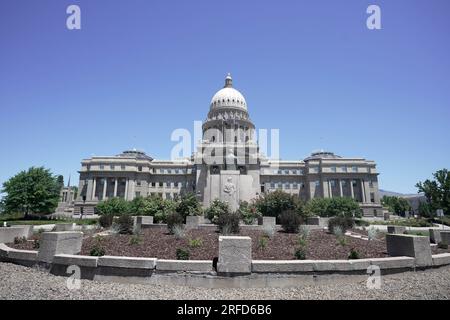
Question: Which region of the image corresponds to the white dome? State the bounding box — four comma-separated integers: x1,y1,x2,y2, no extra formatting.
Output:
210,74,247,110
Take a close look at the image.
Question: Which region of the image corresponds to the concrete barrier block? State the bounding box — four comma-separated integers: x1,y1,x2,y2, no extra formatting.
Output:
440,231,450,245
186,216,203,229
257,217,276,228
156,259,213,272
252,260,314,273
386,234,432,267
0,227,31,243
432,253,450,266
369,257,415,269
98,256,157,269
38,232,83,263
12,225,34,238
306,217,329,227
7,249,38,262
429,229,442,244
133,216,142,234
141,216,153,225
218,236,252,275
54,223,75,232
0,243,11,258
53,254,98,268
387,226,406,234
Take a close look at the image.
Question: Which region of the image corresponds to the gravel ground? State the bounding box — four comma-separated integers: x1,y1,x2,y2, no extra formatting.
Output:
1,262,449,300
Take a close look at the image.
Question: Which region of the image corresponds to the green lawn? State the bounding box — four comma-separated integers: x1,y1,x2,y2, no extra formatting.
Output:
369,218,434,228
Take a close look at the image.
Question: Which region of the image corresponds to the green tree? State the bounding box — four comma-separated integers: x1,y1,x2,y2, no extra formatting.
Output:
56,175,64,191
416,169,450,215
381,196,411,216
1,167,61,218
176,192,202,218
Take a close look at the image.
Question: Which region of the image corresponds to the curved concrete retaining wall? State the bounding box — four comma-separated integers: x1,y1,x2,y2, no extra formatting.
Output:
0,226,32,243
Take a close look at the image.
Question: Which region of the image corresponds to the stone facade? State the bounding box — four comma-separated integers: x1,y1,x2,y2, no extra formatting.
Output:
74,74,382,216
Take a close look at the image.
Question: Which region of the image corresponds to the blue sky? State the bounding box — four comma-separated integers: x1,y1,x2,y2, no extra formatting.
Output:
0,0,449,194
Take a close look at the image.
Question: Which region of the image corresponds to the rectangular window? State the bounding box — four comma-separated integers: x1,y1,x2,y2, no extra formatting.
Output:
136,181,141,187
370,192,375,203
99,165,104,170
315,181,320,187
135,192,141,198
330,180,336,187
121,165,126,170
352,180,357,187
167,169,172,174
292,170,297,175
352,166,358,173
151,182,156,187
110,165,115,170
278,170,282,175
138,166,143,172
270,182,275,189
284,183,290,189
159,182,163,187
331,166,336,173
175,169,179,174
293,182,298,189
166,193,171,199
284,170,289,175
86,165,91,171
277,182,282,189
299,169,304,175
342,166,347,172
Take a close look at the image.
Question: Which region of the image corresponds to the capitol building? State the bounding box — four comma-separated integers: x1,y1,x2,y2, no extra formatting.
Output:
73,74,383,217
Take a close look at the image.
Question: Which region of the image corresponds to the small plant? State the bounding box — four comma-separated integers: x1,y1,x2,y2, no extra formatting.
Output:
367,226,378,241
298,225,310,239
129,234,142,245
337,236,348,246
262,225,275,238
32,239,40,249
99,214,114,228
188,238,202,248
117,214,134,235
220,224,232,236
297,236,308,248
38,228,45,234
172,225,186,240
257,236,269,250
348,248,360,259
294,247,307,260
328,216,355,234
279,210,302,233
176,248,190,260
438,242,449,250
167,212,184,234
333,225,344,238
13,236,27,244
90,236,106,257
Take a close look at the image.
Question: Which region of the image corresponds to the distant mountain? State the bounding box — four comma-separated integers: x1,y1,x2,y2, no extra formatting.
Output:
379,189,424,199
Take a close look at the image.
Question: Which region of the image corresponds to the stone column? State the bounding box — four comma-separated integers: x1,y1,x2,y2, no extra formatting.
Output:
102,178,107,200
114,178,118,197
339,179,343,197
92,178,97,200
360,179,366,203
124,178,129,200
322,181,329,198
350,179,354,199
328,180,333,198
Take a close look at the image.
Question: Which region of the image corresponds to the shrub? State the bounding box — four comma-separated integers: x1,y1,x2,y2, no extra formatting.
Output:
172,225,186,239
217,212,240,234
96,197,130,216
32,239,40,249
205,199,230,223
333,225,344,238
257,236,269,250
238,201,261,225
129,234,142,245
279,210,302,233
116,214,134,235
304,198,362,218
328,216,355,234
348,248,360,259
298,225,310,239
167,212,184,234
337,235,348,246
367,226,378,241
90,236,106,256
176,248,190,260
176,193,203,219
13,236,27,244
188,238,202,248
254,190,299,218
99,214,114,228
294,247,307,260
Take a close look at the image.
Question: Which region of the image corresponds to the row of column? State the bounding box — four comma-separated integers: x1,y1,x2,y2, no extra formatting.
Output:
84,177,135,201
325,178,372,203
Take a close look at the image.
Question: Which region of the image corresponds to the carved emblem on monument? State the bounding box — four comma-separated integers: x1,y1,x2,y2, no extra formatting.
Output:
223,177,236,196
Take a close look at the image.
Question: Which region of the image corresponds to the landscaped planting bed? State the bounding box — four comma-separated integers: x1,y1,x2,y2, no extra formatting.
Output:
76,228,390,260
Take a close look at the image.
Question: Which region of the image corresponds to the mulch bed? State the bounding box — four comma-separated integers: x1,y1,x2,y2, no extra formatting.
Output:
78,228,389,260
